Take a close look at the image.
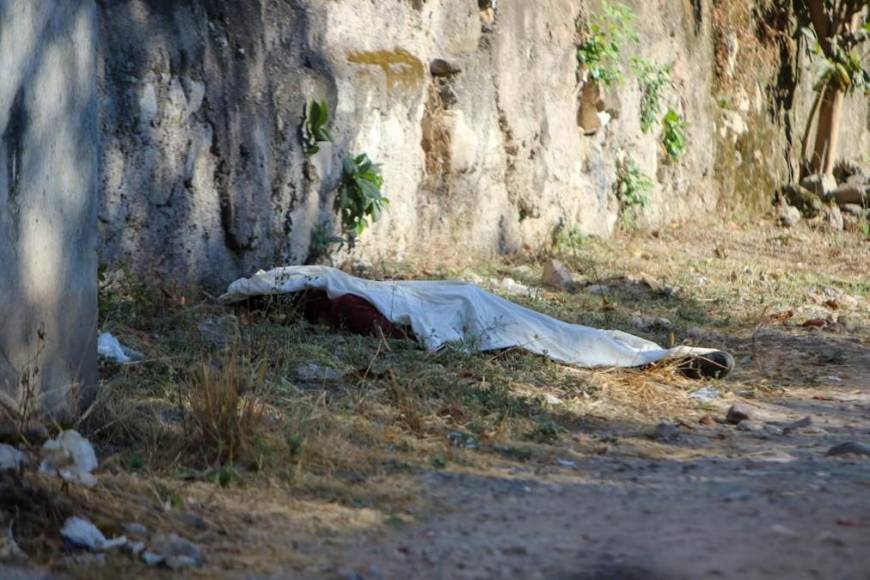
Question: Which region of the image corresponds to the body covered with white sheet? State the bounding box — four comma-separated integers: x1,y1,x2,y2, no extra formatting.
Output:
221,266,717,368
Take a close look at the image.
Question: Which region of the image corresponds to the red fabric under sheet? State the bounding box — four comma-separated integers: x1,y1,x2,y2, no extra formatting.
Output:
301,290,410,339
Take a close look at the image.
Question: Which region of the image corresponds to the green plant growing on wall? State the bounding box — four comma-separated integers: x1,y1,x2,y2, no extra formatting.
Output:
576,1,639,86
308,224,345,262
615,159,653,228
302,100,333,157
661,109,688,162
337,153,389,246
631,57,672,133
554,225,589,258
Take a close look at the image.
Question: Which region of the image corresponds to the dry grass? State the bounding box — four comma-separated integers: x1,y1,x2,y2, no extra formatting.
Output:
3,218,867,575
186,354,266,465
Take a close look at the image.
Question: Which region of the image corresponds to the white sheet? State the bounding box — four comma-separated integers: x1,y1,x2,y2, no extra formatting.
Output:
220,266,716,368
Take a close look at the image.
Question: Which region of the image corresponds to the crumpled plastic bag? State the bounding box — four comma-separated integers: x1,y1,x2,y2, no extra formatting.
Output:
98,332,142,364
39,430,98,487
60,516,127,551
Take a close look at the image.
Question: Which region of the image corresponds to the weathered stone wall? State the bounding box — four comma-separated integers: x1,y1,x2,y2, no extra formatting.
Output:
0,0,98,417
711,1,869,211
96,0,869,286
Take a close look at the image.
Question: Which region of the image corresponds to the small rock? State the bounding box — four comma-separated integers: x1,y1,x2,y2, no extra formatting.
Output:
763,424,784,436
698,414,717,426
783,183,824,217
824,205,844,231
294,363,343,382
817,531,846,546
726,403,752,424
147,533,203,570
782,416,812,433
800,173,837,197
542,259,575,291
653,422,680,443
178,512,207,531
586,284,608,295
777,204,801,227
448,431,478,450
841,203,865,217
126,541,146,556
638,273,664,293
826,442,870,457
723,489,752,502
736,420,763,433
121,522,148,539
142,552,163,567
501,545,529,556
429,58,462,77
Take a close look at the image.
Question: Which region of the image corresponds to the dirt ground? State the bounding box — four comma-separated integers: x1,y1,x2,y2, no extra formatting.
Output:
3,219,870,579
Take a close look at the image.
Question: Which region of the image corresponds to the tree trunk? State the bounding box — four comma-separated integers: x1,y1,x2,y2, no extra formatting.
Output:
810,84,844,179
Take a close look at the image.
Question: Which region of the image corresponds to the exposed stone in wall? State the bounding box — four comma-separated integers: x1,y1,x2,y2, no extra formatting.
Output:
96,0,869,287
0,0,98,418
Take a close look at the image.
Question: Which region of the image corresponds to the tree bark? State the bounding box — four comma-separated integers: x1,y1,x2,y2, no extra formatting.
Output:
811,84,845,178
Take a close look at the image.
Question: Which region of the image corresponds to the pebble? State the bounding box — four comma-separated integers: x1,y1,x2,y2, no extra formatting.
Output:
653,422,680,443
145,533,203,570
698,415,717,426
736,420,763,433
726,403,752,424
777,204,801,227
782,416,812,434
541,259,575,291
826,442,870,457
126,541,146,556
429,58,462,77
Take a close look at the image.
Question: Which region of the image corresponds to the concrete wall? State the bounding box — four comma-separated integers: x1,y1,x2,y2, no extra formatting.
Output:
96,0,721,285
95,0,869,286
0,0,98,419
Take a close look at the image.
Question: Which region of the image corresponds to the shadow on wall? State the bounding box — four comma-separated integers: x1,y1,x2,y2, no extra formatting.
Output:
98,0,341,288
0,0,98,419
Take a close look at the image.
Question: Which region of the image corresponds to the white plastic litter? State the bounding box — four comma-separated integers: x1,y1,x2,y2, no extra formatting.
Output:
221,266,718,368
493,277,532,297
689,387,720,403
98,332,132,363
542,394,564,406
39,430,99,487
0,444,28,472
60,516,127,551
